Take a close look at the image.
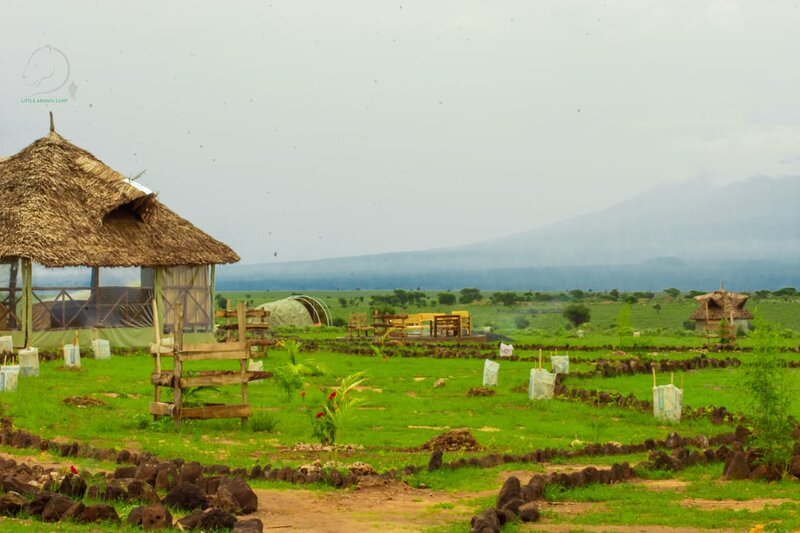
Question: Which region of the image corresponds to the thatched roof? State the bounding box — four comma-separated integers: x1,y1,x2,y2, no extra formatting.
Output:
0,125,239,268
690,289,753,321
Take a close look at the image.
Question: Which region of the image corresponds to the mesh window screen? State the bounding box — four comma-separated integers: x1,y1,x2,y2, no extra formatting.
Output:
160,265,212,332
0,258,22,330
30,265,154,330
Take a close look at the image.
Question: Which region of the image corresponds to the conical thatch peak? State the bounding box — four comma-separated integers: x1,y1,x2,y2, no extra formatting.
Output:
0,126,239,267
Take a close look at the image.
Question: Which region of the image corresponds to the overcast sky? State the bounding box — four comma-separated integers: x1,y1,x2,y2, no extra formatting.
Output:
1,1,799,264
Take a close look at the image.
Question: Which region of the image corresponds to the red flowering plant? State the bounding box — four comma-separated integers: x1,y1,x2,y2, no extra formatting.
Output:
310,371,367,446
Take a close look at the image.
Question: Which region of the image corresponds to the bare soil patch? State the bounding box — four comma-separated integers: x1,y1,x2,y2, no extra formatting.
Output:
680,498,793,511
466,387,495,397
636,479,688,492
354,386,384,393
419,429,483,452
247,480,476,532
499,464,608,484
62,395,107,408
525,525,729,532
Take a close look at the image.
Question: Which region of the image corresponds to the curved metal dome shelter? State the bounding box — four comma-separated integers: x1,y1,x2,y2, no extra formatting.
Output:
256,295,331,327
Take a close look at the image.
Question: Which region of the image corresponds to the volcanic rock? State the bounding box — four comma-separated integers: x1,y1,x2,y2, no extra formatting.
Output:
163,482,208,511
496,476,521,509
470,507,500,533
723,451,750,480
155,462,178,490
233,518,264,533
58,473,87,499
80,502,121,523
41,494,76,522
142,503,173,530
179,462,204,485
0,492,28,516
24,491,56,517
518,502,541,522
428,450,443,471
62,500,86,521
127,505,144,526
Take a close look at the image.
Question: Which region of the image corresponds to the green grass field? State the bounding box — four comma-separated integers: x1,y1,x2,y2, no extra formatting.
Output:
1,290,799,531
220,289,800,348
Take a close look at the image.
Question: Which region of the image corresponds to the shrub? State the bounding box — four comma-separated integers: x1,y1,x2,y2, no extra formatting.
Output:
563,304,590,327
682,320,696,331
331,317,347,327
372,305,396,315
742,315,795,471
718,317,734,345
568,289,585,300
491,292,521,306
663,287,681,299
274,340,327,400
437,292,457,305
459,288,482,304
514,316,530,329
311,371,367,446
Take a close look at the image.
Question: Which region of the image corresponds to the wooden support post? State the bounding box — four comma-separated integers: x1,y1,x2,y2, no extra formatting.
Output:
21,258,33,349
652,367,657,388
237,301,248,427
91,267,100,327
538,348,543,370
152,299,162,420
173,304,184,426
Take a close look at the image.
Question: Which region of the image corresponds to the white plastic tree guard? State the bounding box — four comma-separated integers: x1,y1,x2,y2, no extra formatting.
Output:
483,359,499,387
91,339,111,359
499,343,514,357
18,348,39,377
551,354,570,375
529,368,555,400
652,369,683,422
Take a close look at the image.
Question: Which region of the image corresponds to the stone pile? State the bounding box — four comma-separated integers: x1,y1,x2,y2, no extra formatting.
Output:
0,453,263,531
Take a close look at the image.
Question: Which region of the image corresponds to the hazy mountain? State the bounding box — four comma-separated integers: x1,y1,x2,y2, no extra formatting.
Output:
218,176,800,290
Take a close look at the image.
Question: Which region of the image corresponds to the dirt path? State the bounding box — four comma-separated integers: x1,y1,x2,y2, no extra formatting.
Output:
680,498,793,511
522,525,734,532
0,453,767,532
245,479,490,532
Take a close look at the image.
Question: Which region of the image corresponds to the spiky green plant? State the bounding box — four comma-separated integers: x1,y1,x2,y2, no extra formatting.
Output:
311,371,367,446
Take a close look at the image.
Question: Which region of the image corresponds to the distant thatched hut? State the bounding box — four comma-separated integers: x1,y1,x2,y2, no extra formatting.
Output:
0,116,238,348
690,289,753,333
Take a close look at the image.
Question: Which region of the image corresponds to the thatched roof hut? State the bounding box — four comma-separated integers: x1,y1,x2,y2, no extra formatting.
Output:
1,117,238,348
690,289,753,331
0,124,238,267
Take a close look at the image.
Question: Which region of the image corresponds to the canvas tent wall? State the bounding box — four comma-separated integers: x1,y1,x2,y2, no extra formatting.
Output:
256,295,331,328
0,117,238,348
